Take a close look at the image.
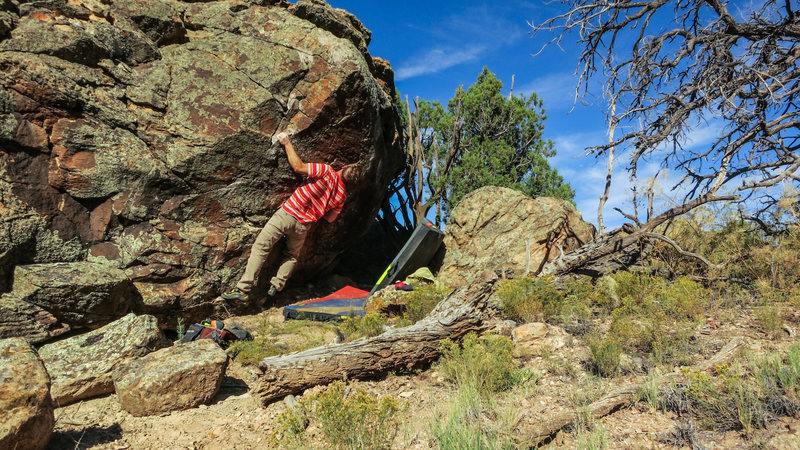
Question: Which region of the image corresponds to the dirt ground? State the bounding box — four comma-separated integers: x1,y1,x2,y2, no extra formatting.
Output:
47,305,800,450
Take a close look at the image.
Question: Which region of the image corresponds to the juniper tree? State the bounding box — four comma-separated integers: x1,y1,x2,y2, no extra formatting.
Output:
381,68,572,233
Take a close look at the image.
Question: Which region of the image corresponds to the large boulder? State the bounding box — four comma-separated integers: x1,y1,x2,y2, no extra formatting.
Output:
113,338,228,416
439,187,595,286
38,313,166,406
0,337,54,450
0,0,404,324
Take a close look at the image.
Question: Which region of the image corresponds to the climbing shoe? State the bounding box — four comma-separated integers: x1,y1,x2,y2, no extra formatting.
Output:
221,287,249,302
267,286,278,296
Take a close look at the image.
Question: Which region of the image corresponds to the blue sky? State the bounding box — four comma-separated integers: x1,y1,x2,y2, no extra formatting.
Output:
327,0,729,230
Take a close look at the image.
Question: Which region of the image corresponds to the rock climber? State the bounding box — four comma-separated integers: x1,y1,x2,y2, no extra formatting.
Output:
221,132,358,302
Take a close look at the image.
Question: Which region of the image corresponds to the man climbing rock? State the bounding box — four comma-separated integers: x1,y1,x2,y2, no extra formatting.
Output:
222,132,358,302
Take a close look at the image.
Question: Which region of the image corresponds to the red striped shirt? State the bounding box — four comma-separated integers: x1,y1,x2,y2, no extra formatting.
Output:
282,163,346,224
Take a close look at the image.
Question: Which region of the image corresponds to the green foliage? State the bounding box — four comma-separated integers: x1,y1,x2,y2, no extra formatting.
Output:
652,210,800,304
228,319,337,365
495,271,707,370
399,283,452,325
314,382,401,450
603,272,706,368
754,305,784,339
338,313,386,341
273,381,401,450
665,345,800,434
430,384,516,450
408,67,572,224
432,332,536,450
638,370,662,411
436,333,535,396
493,275,564,323
587,335,622,377
227,339,284,365
176,317,186,340
494,275,608,333
755,344,800,402
575,425,608,450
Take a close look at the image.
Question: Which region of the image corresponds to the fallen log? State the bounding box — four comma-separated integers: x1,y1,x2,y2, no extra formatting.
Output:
252,271,498,405
517,336,746,447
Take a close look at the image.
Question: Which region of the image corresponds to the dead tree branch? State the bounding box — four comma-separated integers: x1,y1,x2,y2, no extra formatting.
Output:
531,0,800,227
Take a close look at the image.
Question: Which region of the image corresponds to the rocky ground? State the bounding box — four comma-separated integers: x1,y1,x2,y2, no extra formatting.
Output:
45,300,800,450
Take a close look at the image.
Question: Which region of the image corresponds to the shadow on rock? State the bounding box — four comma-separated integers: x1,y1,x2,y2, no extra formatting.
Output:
212,376,250,404
48,423,123,449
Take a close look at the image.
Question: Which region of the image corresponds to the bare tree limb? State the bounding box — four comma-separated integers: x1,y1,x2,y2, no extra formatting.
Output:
531,0,800,226
641,232,722,270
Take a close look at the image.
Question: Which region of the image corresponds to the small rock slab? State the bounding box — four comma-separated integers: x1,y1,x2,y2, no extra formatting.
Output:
0,294,70,344
0,337,54,450
38,313,166,406
512,322,570,357
11,261,138,327
113,339,228,417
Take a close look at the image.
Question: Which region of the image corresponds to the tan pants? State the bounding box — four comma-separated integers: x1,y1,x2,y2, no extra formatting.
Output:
236,208,309,293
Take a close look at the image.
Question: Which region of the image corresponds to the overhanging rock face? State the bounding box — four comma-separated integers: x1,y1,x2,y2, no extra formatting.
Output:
0,0,404,325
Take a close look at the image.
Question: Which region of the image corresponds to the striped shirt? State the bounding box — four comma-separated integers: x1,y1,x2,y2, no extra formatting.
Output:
282,163,346,224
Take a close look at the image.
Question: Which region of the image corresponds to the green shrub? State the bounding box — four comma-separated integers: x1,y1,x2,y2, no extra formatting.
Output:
339,313,386,341
599,273,706,367
587,335,622,377
661,277,708,319
430,384,515,450
575,425,608,450
664,346,800,434
755,343,800,401
274,381,400,450
679,369,765,433
401,284,452,324
754,305,784,339
638,370,662,411
494,275,564,323
437,333,535,396
227,339,284,365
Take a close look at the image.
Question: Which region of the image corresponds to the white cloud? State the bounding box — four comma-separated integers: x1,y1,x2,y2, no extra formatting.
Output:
396,46,486,81
395,5,527,80
519,72,582,112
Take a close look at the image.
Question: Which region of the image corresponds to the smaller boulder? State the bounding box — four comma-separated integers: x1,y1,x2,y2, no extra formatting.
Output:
0,337,54,450
38,313,165,406
0,294,70,344
10,261,138,327
511,322,570,357
113,339,228,417
439,187,595,286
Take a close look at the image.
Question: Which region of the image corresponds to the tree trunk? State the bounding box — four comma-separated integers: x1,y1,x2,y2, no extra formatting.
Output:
516,337,746,447
252,271,498,405
540,227,652,277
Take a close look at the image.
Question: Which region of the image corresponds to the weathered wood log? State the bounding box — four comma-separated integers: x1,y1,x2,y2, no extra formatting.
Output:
253,271,498,405
517,336,746,446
